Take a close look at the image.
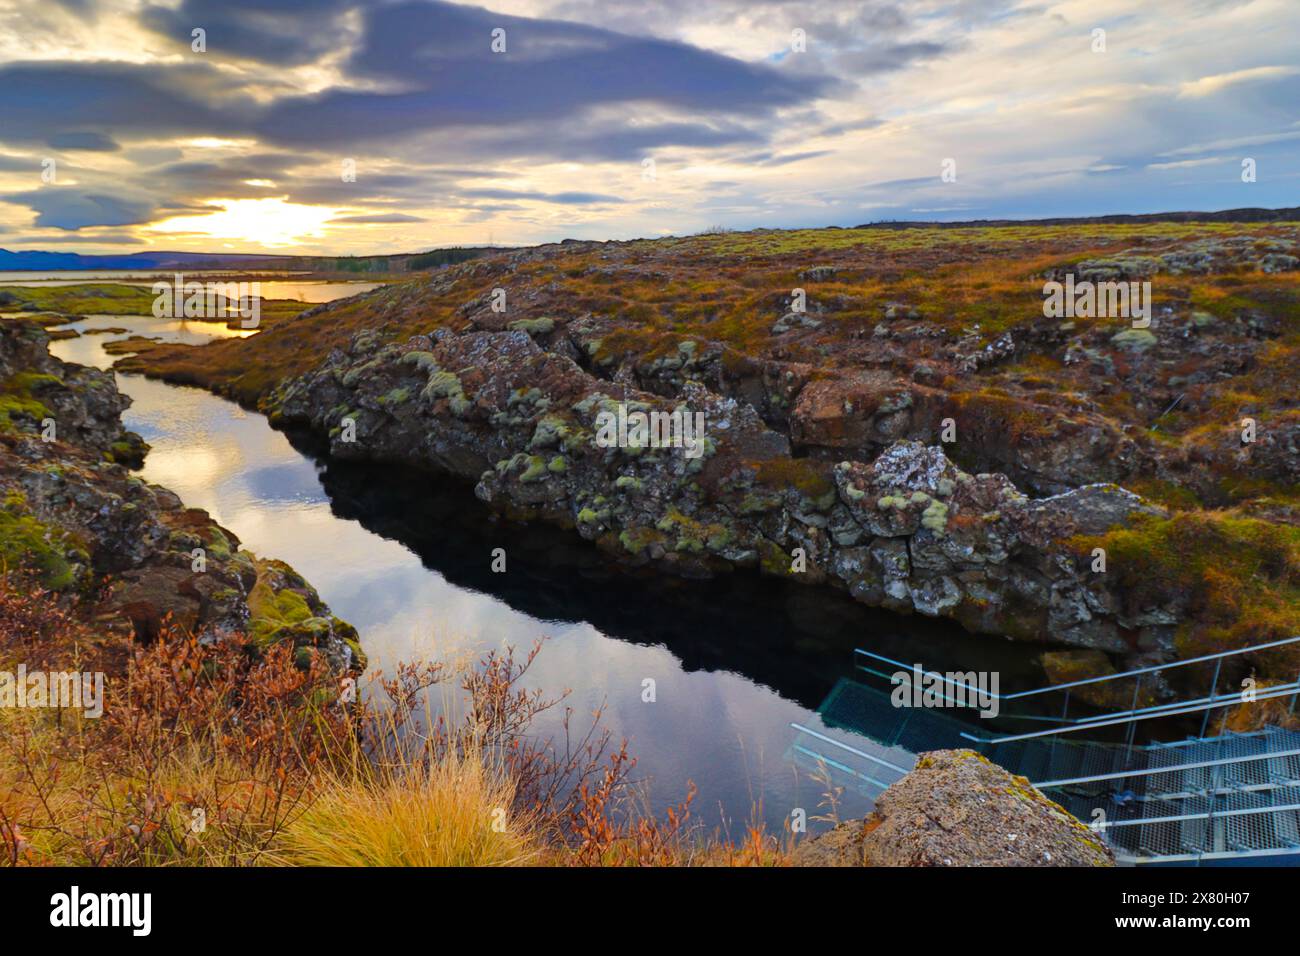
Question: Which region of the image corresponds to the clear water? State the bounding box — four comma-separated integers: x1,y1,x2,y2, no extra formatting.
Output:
47,311,1041,835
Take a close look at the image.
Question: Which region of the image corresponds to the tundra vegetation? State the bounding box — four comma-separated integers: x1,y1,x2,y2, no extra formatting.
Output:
0,577,786,866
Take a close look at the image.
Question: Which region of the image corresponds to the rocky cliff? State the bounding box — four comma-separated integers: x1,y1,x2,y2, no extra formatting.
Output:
0,317,361,672
270,323,1169,662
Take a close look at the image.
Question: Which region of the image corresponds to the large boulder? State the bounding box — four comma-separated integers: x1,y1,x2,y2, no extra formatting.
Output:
791,749,1115,866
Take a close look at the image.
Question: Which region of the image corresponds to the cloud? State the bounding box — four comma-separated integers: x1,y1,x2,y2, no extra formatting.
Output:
1146,157,1226,171
138,0,361,66
0,61,251,148
2,188,159,230
3,0,1299,251
253,0,832,147
458,188,625,204
46,131,120,152
330,212,428,224
1177,66,1300,99
4,230,145,245
833,41,951,76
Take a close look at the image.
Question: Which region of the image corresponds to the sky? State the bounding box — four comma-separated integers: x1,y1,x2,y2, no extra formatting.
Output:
0,0,1297,255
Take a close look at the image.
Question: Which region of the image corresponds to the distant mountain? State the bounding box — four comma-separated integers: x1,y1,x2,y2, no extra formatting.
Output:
0,247,497,274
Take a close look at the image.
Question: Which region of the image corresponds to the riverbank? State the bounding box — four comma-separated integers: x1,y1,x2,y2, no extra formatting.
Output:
0,316,363,671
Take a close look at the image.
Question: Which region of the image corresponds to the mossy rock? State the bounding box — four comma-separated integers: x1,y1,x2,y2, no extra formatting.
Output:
507,317,556,335
1110,328,1157,351
0,506,86,590
246,578,315,648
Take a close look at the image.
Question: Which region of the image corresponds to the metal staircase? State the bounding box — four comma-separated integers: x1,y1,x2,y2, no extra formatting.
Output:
788,636,1300,865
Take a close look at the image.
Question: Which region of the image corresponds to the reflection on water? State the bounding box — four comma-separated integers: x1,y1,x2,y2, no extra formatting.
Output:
50,315,255,368
47,313,1043,833
0,272,381,304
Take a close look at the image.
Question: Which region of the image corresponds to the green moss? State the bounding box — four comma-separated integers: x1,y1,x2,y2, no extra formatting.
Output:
518,455,550,483
1069,512,1300,672
0,503,85,590
507,316,556,335
920,499,949,533
1110,328,1158,351
246,578,315,648
618,526,666,555
7,371,62,392
399,350,440,372
529,415,574,451
0,369,58,433
0,393,50,432
341,357,383,388
421,370,467,408
758,539,796,576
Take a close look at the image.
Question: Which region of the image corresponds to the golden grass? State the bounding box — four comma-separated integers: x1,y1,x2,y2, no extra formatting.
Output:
268,751,539,867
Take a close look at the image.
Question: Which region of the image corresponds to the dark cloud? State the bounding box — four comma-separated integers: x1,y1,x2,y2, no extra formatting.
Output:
0,61,250,147
253,0,832,147
138,0,360,67
2,188,159,230
46,131,120,152
0,0,832,215
0,153,38,173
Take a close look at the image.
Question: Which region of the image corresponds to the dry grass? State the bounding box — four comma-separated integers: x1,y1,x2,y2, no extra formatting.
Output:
269,750,537,867
0,571,791,868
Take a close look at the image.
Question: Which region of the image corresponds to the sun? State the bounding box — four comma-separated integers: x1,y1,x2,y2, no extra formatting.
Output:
150,198,338,248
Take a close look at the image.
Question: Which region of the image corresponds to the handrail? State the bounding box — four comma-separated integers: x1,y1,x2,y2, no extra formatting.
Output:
1093,800,1300,830
790,745,900,792
958,682,1300,745
854,634,1300,701
789,723,911,775
1070,683,1300,727
1033,746,1300,788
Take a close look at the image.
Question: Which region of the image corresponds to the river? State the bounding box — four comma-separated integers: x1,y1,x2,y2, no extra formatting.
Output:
46,307,1042,835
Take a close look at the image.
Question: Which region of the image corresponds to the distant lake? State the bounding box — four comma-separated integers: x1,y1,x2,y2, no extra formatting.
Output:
0,271,382,303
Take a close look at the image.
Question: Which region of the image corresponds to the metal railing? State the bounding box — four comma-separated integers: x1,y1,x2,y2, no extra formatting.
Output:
854,635,1300,745
958,682,1300,745
789,722,911,792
